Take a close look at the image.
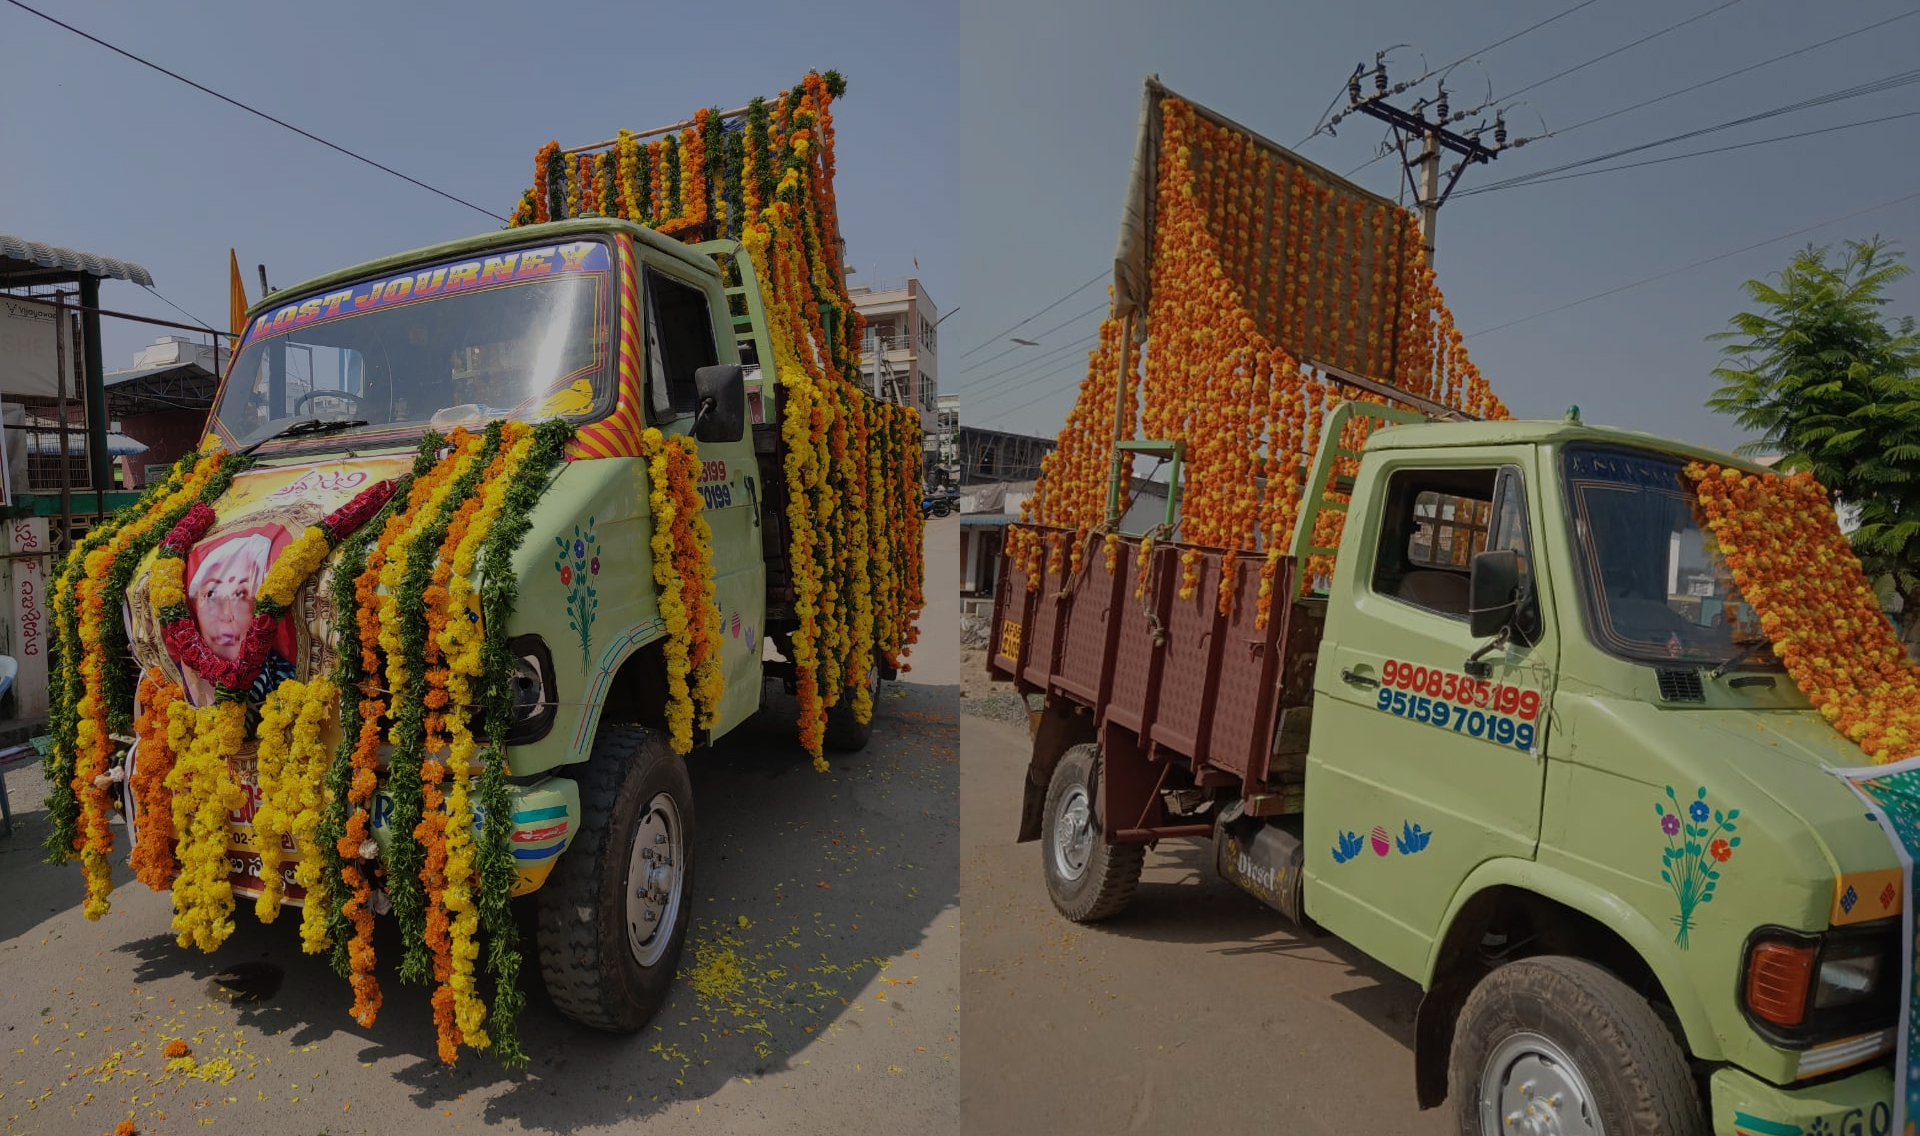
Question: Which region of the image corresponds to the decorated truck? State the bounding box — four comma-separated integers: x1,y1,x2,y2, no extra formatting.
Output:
40,71,925,1064
990,80,1917,1135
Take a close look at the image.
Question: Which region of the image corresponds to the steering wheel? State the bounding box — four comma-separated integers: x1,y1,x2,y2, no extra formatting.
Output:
294,388,368,414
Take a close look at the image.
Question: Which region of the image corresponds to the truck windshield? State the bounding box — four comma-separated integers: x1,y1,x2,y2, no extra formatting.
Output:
213,239,614,450
1562,445,1777,669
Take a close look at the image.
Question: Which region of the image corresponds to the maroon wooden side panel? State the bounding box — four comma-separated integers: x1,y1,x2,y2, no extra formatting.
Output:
1205,554,1284,778
989,537,1033,682
1021,551,1064,689
1149,552,1224,757
1054,540,1121,703
1106,540,1160,736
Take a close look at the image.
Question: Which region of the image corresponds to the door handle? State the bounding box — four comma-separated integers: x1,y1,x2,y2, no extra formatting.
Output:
744,475,760,528
1341,668,1380,688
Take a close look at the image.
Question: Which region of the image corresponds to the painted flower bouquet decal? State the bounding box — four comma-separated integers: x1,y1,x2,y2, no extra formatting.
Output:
555,518,600,667
1657,785,1739,949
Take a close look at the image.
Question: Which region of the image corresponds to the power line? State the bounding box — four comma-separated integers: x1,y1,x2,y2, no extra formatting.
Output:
1503,0,1747,101
957,298,1110,376
1466,187,1920,338
141,285,220,335
1461,67,1920,195
971,348,1107,412
960,332,1100,396
4,0,505,223
1433,0,1605,79
1470,110,1920,193
1550,9,1920,138
1347,9,1916,185
955,270,1107,359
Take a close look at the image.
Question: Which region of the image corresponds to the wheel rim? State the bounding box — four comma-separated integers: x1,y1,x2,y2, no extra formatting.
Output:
1477,1031,1604,1136
1052,784,1094,881
625,791,685,967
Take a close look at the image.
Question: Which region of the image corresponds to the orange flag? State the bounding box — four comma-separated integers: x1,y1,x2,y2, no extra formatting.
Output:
228,249,248,338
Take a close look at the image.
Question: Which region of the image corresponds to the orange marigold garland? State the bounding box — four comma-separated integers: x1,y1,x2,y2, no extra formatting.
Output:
129,672,182,890
1686,463,1920,763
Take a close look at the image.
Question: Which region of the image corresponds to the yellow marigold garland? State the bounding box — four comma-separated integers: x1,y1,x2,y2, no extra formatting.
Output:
250,677,335,946
642,427,726,754
165,700,247,951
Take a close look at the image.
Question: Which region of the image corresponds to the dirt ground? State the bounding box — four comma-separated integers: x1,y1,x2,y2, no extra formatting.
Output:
957,710,1449,1136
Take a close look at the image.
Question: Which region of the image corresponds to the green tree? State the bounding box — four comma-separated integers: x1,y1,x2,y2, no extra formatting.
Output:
1709,237,1920,645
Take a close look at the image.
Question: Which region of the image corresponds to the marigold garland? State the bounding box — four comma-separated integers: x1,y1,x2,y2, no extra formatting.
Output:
1019,95,1508,627
165,700,247,951
1685,463,1920,763
129,672,182,890
506,71,920,761
642,428,727,754
50,447,248,917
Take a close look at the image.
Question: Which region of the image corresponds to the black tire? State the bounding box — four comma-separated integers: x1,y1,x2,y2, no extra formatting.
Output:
824,651,882,753
933,503,951,517
536,724,695,1033
1449,956,1704,1136
1040,743,1144,922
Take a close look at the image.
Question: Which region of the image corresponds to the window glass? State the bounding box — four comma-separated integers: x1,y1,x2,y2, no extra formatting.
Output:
217,240,613,446
1563,445,1776,666
645,269,718,418
1373,468,1497,617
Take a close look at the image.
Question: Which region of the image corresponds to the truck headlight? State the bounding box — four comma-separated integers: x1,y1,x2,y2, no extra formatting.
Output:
1740,923,1898,1072
500,634,557,745
1813,938,1882,1010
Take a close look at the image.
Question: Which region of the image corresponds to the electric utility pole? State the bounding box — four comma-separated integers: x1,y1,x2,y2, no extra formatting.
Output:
1328,55,1522,266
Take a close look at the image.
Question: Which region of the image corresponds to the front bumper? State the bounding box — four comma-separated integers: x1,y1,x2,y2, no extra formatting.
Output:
370,773,580,896
1711,1061,1893,1136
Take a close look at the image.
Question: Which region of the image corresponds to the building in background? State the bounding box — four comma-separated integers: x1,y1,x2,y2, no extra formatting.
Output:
851,277,938,479
957,424,1054,487
105,335,223,487
934,392,960,487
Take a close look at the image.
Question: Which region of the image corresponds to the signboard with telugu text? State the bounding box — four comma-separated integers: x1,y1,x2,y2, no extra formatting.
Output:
8,517,49,716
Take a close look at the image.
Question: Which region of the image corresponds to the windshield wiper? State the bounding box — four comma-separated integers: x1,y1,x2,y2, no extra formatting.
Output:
239,418,367,456
1709,638,1770,680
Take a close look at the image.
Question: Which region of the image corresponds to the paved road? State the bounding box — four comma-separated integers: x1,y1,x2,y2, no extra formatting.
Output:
959,710,1450,1136
0,515,958,1136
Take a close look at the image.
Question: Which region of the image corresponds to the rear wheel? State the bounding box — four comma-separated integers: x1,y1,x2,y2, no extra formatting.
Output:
824,651,883,753
1040,743,1144,922
536,724,695,1033
1450,956,1704,1136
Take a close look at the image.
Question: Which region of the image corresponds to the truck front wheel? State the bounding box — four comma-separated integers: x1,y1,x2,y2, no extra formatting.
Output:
1040,743,1144,922
536,724,695,1033
1449,956,1703,1136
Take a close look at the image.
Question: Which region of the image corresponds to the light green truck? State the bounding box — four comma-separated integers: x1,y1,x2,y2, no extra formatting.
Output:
119,216,910,1032
991,400,1901,1135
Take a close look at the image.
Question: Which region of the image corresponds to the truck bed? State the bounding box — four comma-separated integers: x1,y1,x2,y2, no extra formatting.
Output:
988,526,1326,838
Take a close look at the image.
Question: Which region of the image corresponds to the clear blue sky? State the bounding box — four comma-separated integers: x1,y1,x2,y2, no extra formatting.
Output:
953,0,1920,453
2,0,955,375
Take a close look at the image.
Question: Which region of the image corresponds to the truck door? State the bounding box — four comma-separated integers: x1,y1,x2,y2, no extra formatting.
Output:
1303,451,1558,981
642,264,765,738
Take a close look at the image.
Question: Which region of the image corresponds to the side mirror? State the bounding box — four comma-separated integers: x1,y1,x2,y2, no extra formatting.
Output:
693,364,745,444
1468,548,1521,640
